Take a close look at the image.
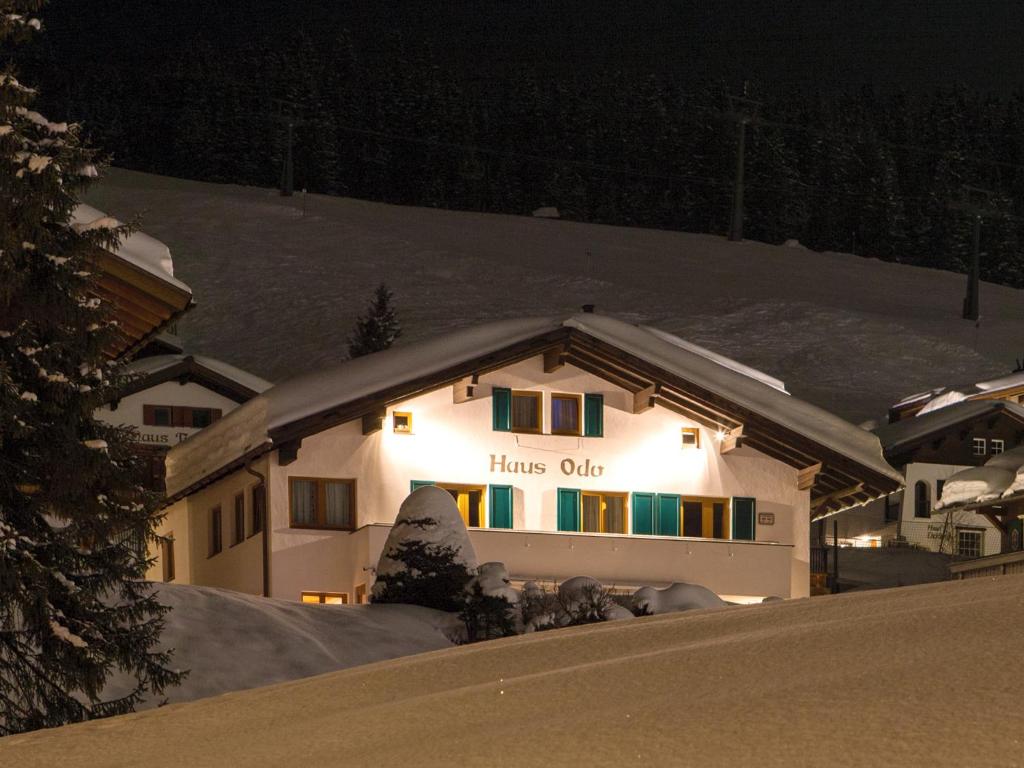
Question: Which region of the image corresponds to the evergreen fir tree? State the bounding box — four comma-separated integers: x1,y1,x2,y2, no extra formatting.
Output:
0,4,183,735
347,282,401,358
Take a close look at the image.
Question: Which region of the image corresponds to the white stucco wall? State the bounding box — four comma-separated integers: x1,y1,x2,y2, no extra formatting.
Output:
900,462,1001,555
264,356,810,601
94,380,240,448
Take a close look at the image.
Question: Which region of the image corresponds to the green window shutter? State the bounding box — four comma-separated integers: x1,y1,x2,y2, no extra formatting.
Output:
583,393,604,437
656,494,680,536
489,485,513,529
410,480,435,492
557,488,580,532
632,492,655,534
732,497,756,541
492,387,512,431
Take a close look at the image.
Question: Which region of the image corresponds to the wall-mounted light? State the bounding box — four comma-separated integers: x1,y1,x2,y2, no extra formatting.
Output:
682,427,701,449
393,412,412,433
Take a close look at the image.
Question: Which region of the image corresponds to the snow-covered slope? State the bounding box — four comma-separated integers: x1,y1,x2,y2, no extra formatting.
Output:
84,169,1024,422
6,575,1024,767
105,583,454,709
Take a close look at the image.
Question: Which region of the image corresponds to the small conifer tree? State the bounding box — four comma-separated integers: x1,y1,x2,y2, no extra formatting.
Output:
347,282,401,358
0,4,183,734
371,522,473,613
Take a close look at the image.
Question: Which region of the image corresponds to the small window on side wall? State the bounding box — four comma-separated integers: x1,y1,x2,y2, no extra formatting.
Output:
301,592,349,605
914,480,931,518
972,437,987,456
289,478,356,530
991,439,1005,455
393,411,412,433
681,427,700,449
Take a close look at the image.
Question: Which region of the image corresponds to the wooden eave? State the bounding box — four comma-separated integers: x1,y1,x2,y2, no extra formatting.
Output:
266,326,899,518
114,356,263,404
87,247,193,361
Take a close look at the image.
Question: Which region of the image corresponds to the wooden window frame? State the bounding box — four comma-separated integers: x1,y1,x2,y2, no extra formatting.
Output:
580,491,629,534
681,427,701,449
550,393,583,436
143,404,222,429
392,411,413,433
434,482,488,528
208,506,222,558
162,533,175,582
288,477,357,531
956,527,984,558
510,390,543,434
232,492,245,545
301,591,350,605
681,496,731,540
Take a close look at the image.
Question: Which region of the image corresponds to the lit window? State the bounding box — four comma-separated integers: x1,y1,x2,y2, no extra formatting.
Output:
393,412,412,433
511,391,542,433
581,492,627,534
991,439,1005,455
956,528,984,558
551,394,581,435
301,592,349,605
289,478,356,530
682,427,701,449
972,438,987,456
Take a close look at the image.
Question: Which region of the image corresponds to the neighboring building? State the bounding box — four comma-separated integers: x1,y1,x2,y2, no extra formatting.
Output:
72,203,193,359
827,400,1024,555
888,368,1024,423
148,312,901,603
94,350,271,491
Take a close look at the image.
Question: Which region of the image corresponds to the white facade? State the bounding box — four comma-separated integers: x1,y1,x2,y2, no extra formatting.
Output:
153,355,815,602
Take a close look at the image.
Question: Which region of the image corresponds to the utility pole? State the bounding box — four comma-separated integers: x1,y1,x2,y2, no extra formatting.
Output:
268,98,307,198
947,185,998,322
725,92,760,242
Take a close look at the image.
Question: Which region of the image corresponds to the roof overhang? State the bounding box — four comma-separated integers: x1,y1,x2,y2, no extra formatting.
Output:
115,355,264,404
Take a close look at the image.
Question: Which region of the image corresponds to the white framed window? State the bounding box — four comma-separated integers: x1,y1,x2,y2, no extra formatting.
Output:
956,528,984,559
972,437,987,456
991,439,1005,455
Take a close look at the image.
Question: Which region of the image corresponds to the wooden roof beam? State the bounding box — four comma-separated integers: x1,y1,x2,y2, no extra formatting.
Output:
719,424,745,454
361,407,387,436
811,483,865,513
797,462,823,491
543,345,568,373
633,384,659,414
453,374,479,404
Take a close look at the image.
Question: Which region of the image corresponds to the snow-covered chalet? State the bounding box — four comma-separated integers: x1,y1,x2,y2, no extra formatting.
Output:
149,311,902,603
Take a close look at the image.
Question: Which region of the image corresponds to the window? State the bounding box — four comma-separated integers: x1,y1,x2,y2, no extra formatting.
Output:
956,528,984,558
143,405,223,428
884,492,901,522
355,584,368,604
430,483,485,527
681,427,701,449
161,534,175,582
991,439,1005,455
209,506,222,557
251,483,266,536
232,492,245,545
289,478,356,530
393,411,412,433
301,592,349,605
914,481,931,518
551,394,582,436
511,391,542,433
682,497,731,539
972,437,987,456
580,492,628,534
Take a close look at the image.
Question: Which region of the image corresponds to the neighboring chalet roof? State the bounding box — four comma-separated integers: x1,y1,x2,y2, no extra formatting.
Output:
118,354,272,403
164,313,902,517
873,400,1024,461
890,370,1024,421
71,204,193,359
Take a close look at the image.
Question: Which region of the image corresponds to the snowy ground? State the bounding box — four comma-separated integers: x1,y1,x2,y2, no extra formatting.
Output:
84,170,1024,424
107,583,454,709
4,574,1022,767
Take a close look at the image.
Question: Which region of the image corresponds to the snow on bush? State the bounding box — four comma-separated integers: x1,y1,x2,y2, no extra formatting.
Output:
372,486,478,612
632,582,726,616
474,562,518,604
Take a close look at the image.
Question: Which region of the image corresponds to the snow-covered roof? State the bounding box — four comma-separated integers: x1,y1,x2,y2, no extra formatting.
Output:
71,203,191,294
892,371,1024,417
937,445,1024,511
121,354,271,401
873,400,1024,457
165,313,901,504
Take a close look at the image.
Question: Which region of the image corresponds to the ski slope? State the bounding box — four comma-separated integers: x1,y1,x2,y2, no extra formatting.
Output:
84,169,1024,423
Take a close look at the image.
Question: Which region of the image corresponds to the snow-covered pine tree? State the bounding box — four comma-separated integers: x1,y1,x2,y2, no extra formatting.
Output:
0,4,182,735
347,282,401,358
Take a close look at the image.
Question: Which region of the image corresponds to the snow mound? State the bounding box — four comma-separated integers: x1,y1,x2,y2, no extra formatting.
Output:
474,562,518,604
938,445,1024,508
632,582,726,615
557,576,629,622
372,486,478,600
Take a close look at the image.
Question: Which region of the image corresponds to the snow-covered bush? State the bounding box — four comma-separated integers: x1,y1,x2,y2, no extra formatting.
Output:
631,582,725,616
459,563,519,643
556,576,620,626
371,486,477,612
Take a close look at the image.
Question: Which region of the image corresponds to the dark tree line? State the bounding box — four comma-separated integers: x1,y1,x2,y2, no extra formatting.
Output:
20,0,1024,287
